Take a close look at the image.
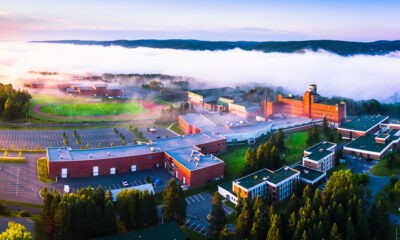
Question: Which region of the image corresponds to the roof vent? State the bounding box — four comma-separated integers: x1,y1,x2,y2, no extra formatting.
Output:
262,177,268,181
284,166,289,170
304,170,309,174
319,149,323,152
107,152,110,157
89,154,92,158
60,155,63,159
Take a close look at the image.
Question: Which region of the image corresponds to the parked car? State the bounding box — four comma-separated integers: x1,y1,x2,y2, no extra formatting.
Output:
122,180,129,187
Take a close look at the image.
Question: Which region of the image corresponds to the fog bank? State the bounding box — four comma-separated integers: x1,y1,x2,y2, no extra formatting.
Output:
0,42,399,101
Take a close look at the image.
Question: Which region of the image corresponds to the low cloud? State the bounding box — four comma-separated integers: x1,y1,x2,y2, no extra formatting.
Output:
0,42,399,101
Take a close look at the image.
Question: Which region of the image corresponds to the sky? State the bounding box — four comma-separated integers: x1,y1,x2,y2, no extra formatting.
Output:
1,0,400,41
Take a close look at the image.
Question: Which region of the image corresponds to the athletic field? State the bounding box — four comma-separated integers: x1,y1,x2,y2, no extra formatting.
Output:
28,95,162,122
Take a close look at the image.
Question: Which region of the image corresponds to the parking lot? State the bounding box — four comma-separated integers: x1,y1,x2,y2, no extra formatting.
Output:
54,168,173,194
0,153,45,204
184,192,234,236
0,127,176,151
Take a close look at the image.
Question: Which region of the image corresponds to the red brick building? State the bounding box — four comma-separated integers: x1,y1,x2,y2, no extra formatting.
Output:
47,133,226,188
264,84,346,123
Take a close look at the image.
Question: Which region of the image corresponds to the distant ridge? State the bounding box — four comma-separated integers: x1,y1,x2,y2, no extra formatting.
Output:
32,39,400,56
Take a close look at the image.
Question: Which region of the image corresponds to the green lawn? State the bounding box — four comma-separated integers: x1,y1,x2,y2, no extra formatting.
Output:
28,95,149,122
283,131,307,165
169,122,184,135
219,145,249,180
37,157,55,183
371,156,400,176
39,102,144,116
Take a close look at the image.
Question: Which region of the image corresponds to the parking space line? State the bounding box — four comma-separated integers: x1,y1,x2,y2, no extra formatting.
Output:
198,193,205,200
200,226,206,233
194,224,202,231
185,199,190,205
193,195,200,202
189,222,196,228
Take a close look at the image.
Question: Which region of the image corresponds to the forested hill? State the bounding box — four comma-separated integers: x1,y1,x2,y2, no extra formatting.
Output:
34,39,400,56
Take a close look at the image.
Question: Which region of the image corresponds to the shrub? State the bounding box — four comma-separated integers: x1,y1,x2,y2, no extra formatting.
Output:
0,203,10,216
18,210,30,217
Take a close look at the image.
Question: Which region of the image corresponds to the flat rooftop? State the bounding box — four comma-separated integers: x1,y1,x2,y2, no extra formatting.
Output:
229,100,260,110
48,144,153,162
165,146,224,171
151,133,224,151
304,141,335,161
180,113,272,136
189,87,241,98
345,129,400,153
234,167,299,189
293,164,326,182
339,115,389,132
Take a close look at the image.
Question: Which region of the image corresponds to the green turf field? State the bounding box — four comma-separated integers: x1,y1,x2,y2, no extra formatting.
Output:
28,95,149,122
39,102,144,116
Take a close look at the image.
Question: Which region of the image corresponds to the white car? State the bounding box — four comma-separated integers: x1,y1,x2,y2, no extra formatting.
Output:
122,180,129,187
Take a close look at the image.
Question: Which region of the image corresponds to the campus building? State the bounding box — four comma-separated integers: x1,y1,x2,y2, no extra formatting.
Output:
303,141,337,172
178,112,272,145
218,167,300,204
337,115,390,140
343,129,400,160
264,84,347,124
46,133,226,188
67,84,123,97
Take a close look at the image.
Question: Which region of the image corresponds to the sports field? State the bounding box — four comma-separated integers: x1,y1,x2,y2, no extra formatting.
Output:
28,95,162,122
39,102,144,116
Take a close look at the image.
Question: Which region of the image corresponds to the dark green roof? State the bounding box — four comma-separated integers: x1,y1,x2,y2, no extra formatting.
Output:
304,142,335,161
190,87,240,98
293,165,326,182
339,115,388,132
218,181,236,196
95,221,185,240
345,130,400,153
229,100,259,109
235,167,299,189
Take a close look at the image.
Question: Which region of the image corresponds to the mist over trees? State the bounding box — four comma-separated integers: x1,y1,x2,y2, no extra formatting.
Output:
227,170,389,240
0,83,31,120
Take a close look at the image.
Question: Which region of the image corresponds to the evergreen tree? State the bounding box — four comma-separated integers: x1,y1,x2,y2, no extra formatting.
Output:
220,225,231,240
306,128,313,146
337,132,343,142
244,147,257,174
268,134,276,146
322,116,329,136
103,200,118,236
311,125,319,143
369,202,389,240
270,146,282,170
346,217,356,240
235,200,252,240
330,223,340,240
142,191,158,228
162,179,187,225
250,208,267,240
266,214,280,240
209,192,226,239
277,128,285,151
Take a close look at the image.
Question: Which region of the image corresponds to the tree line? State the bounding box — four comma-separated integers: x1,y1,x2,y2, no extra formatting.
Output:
211,170,389,240
40,179,186,240
0,83,31,120
243,129,285,175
